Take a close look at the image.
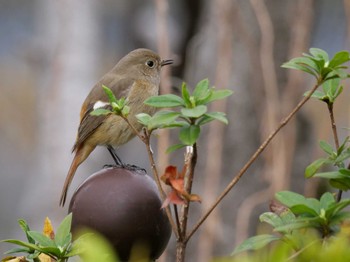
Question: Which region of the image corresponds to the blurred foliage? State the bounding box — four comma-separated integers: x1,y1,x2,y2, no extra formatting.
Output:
2,214,83,262
218,225,350,262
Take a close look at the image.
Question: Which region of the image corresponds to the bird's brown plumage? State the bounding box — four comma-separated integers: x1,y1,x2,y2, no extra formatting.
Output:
59,48,172,206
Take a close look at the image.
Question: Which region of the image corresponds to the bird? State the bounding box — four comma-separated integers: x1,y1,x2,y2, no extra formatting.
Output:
59,48,173,206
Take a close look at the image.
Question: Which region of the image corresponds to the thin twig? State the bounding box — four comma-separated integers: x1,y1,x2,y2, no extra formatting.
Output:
186,81,321,242
142,129,180,239
121,116,147,143
327,103,340,149
327,103,342,201
173,205,182,240
180,144,197,240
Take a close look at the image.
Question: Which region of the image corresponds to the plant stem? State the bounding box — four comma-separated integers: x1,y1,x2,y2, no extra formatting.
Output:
174,204,181,238
185,82,321,242
180,144,197,235
175,144,197,260
176,241,186,262
121,116,147,143
142,129,180,239
327,103,342,201
327,103,340,149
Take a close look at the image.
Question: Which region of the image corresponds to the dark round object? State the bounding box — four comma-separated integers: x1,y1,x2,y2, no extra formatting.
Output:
68,166,171,261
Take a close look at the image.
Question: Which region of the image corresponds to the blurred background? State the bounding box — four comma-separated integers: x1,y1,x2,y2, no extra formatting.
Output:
1,0,350,260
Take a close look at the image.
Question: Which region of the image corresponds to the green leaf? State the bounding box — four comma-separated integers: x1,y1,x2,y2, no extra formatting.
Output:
328,50,350,68
4,247,32,255
18,219,35,244
329,211,350,225
2,239,45,253
320,67,335,80
320,192,335,210
27,231,56,247
331,68,350,79
193,79,211,102
337,137,349,155
102,85,118,104
329,178,350,191
161,121,189,128
336,149,350,163
55,213,72,249
279,209,297,225
196,112,228,126
322,78,343,103
205,89,233,104
144,94,185,108
339,168,350,176
330,199,350,216
275,191,306,208
282,61,318,77
203,112,229,125
136,113,152,126
314,171,348,179
181,82,192,107
289,204,319,217
294,56,319,69
166,143,187,153
90,108,112,116
319,140,334,155
179,125,200,145
121,105,130,116
259,212,283,228
41,246,63,256
309,48,329,62
305,90,326,100
148,111,181,130
231,234,280,255
181,105,207,118
274,219,318,232
193,79,209,97
305,158,330,178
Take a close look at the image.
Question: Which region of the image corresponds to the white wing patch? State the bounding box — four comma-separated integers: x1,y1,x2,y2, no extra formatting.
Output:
93,100,109,110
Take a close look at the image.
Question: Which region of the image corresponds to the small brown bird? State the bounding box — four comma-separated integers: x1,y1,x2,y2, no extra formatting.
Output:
59,48,173,206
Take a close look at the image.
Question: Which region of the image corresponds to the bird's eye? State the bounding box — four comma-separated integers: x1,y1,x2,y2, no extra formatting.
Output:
146,60,155,68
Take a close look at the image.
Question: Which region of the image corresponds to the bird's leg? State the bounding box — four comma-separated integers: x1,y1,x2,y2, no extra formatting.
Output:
105,145,146,173
107,145,124,166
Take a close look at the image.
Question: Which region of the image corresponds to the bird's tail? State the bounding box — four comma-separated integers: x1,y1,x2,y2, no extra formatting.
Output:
59,144,95,206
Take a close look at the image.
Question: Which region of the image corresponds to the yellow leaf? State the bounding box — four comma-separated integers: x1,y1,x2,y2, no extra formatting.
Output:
42,217,55,239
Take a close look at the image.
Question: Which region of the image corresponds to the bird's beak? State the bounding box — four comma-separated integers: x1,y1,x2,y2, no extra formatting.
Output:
161,59,173,66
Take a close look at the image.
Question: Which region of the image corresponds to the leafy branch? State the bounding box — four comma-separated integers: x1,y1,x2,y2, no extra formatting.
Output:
231,48,350,258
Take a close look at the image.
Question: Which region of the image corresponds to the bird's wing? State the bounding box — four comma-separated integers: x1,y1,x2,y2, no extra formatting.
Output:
72,77,135,152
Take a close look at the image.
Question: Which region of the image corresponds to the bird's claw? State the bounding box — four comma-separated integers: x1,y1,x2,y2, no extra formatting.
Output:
103,164,146,174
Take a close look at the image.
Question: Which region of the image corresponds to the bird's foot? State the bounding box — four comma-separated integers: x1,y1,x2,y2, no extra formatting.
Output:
103,163,146,173
103,164,120,169
123,164,146,173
